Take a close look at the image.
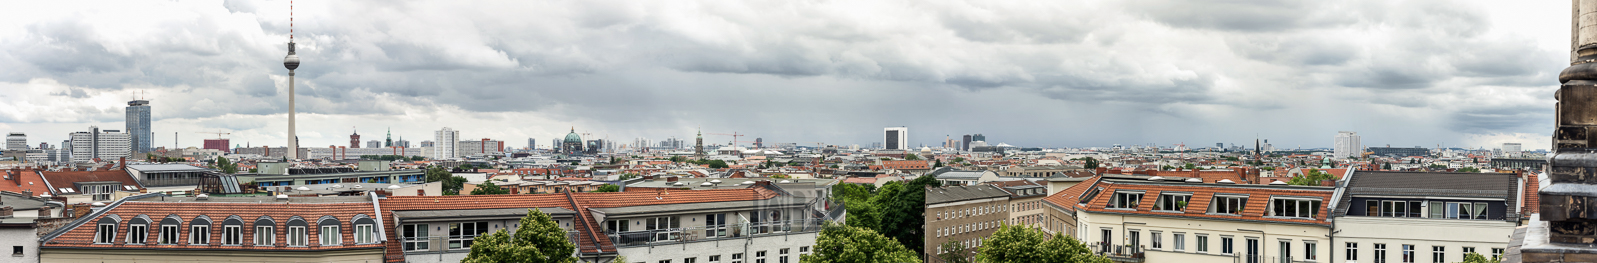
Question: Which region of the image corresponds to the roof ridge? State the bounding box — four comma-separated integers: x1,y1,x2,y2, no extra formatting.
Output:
40,192,165,243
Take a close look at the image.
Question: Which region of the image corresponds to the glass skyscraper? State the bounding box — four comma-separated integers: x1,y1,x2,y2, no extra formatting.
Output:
126,100,152,153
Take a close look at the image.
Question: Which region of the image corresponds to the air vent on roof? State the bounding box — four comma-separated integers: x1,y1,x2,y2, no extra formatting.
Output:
1217,179,1235,184
332,184,343,188
195,194,209,200
275,194,289,201
1148,176,1163,181
38,194,50,198
91,202,106,207
1185,178,1202,183
1270,180,1287,185
352,185,363,189
123,185,137,191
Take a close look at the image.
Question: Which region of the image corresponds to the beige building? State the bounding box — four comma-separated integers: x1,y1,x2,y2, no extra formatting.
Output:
924,184,1012,263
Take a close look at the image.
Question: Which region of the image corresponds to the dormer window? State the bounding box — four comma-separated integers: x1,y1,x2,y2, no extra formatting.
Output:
1211,195,1247,215
1107,191,1144,209
1269,198,1322,219
1154,193,1192,212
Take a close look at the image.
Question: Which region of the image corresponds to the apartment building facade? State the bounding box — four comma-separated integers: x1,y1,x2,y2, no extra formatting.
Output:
1332,171,1522,263
924,184,1012,263
1070,176,1336,263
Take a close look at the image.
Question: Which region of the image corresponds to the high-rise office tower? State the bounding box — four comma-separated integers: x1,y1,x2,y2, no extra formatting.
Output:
1334,131,1360,159
1504,143,1522,157
367,140,382,149
883,127,908,150
962,134,972,151
434,127,460,159
125,100,152,153
528,138,536,149
971,134,986,143
5,133,25,151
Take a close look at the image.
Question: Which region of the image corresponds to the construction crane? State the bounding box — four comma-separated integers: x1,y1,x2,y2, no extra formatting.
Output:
196,130,231,140
706,132,755,147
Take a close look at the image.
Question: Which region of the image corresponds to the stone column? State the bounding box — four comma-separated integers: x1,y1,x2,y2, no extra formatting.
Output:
1524,1,1597,262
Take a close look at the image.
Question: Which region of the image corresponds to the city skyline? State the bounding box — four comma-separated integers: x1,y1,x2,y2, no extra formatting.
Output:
0,0,1569,150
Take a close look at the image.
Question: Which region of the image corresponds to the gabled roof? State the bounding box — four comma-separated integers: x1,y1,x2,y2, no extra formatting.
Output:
1043,176,1102,212
2,169,52,196
41,196,382,251
1333,171,1519,217
38,169,145,194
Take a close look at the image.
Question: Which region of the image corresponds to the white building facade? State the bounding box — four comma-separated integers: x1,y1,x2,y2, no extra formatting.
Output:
68,126,130,163
1334,131,1360,159
1331,171,1522,263
434,128,460,160
884,127,908,150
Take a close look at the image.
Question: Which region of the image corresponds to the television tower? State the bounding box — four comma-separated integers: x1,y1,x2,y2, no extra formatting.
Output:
282,0,301,160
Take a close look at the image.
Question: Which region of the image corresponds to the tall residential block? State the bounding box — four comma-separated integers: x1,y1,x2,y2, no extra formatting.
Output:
69,126,130,163
1334,131,1360,159
125,100,152,153
434,127,459,159
6,132,25,150
883,127,907,150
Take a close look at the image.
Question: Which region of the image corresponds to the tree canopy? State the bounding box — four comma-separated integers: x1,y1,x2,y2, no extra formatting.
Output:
462,209,577,263
592,184,620,193
904,154,922,160
212,157,238,174
1456,252,1499,263
977,224,1111,263
470,181,509,195
799,223,921,263
1287,168,1337,186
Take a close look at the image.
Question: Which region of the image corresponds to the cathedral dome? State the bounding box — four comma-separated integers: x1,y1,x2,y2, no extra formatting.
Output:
564,128,582,144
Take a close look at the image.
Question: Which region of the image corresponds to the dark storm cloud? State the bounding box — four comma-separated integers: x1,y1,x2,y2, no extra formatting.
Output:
1448,105,1550,134
1120,0,1355,32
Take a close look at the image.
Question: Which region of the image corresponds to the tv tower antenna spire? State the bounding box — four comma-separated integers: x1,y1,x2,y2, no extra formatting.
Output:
282,0,301,160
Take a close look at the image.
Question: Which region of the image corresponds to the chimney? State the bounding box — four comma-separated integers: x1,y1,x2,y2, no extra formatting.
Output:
70,203,92,218
22,190,31,197
119,157,127,170
0,206,12,218
1095,167,1108,175
38,207,50,218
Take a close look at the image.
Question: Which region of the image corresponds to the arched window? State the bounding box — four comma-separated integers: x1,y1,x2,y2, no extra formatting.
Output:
352,214,377,244
189,215,212,245
127,215,151,244
222,216,243,245
158,215,182,244
286,216,308,246
253,216,276,246
94,215,121,244
317,215,342,246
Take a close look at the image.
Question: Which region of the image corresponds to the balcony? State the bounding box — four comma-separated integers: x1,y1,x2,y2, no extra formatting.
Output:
1094,243,1145,263
605,219,825,247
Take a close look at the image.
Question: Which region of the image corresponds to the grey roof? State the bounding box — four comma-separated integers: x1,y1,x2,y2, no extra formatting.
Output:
1334,171,1519,216
592,198,812,217
133,195,373,204
125,164,215,172
0,191,61,210
933,171,986,180
925,184,1011,205
395,207,574,221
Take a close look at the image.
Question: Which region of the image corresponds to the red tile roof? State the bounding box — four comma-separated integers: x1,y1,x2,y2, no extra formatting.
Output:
38,169,145,194
1076,178,1334,226
1044,176,1102,212
2,169,52,196
43,200,383,252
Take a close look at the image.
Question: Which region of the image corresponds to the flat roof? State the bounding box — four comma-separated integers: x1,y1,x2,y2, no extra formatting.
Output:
125,164,214,172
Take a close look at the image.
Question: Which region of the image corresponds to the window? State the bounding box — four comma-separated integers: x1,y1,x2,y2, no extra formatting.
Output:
1347,243,1358,261
709,255,722,262
1271,198,1322,219
659,260,672,263
1101,229,1112,246
685,258,698,263
1491,248,1504,261
800,246,810,254
1369,200,1423,218
1432,202,1491,220
96,224,116,244
1174,233,1186,251
1222,237,1234,255
779,248,790,263
10,246,19,256
1305,242,1317,261
1198,235,1209,253
1213,196,1247,214
1151,231,1162,249
82,184,115,201
403,224,428,251
706,213,728,237
223,225,241,245
449,222,488,249
320,225,341,245
1402,244,1415,263
1128,230,1140,249
756,250,767,263
1432,246,1445,263
645,216,681,241
1375,243,1387,263
254,226,274,245
288,226,308,246
1108,192,1144,209
1463,247,1475,255
1156,193,1191,212
124,223,146,244
606,219,630,233
1280,241,1291,263
190,225,210,245
356,224,375,244
159,225,179,244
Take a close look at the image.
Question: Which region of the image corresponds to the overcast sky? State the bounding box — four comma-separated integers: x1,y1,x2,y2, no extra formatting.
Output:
0,0,1571,150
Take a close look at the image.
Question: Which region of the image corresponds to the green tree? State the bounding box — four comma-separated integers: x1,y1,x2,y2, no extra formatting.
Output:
1456,252,1499,263
952,157,965,163
1383,162,1392,170
1457,167,1481,173
706,160,730,169
1287,168,1337,186
875,175,942,255
904,154,922,160
470,181,510,195
425,166,453,182
1184,163,1197,170
844,200,880,230
934,159,944,168
977,224,1111,263
937,239,974,263
592,184,620,193
1082,157,1099,169
214,157,238,174
617,173,640,181
799,223,921,263
462,209,577,263
443,176,468,195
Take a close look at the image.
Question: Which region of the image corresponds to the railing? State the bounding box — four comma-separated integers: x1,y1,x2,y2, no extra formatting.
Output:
604,219,825,247
1094,243,1145,262
400,231,584,254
